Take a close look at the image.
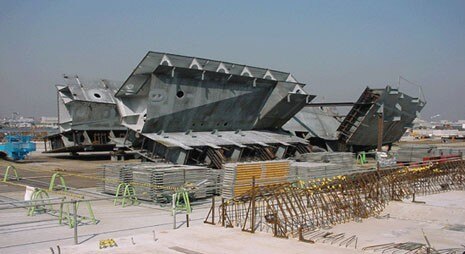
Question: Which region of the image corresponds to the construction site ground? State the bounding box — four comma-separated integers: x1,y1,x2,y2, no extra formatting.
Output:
1,146,465,253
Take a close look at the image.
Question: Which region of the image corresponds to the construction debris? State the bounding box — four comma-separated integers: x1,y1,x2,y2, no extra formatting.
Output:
99,239,118,249
361,241,465,254
298,229,358,249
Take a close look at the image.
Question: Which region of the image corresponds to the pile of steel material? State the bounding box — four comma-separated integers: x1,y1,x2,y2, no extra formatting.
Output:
395,144,435,162
285,86,426,152
221,160,290,199
207,159,465,238
115,52,315,167
101,163,223,202
396,144,465,163
362,242,465,254
299,230,358,248
44,75,127,154
433,146,465,157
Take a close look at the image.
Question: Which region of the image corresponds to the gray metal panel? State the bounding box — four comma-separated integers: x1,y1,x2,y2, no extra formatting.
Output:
63,101,125,131
116,51,306,98
56,76,126,132
116,52,304,97
254,83,315,130
61,77,120,104
283,107,341,140
116,51,313,134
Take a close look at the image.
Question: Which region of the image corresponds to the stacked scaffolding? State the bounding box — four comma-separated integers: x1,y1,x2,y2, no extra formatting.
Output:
290,152,361,181
289,162,364,181
100,164,134,195
295,152,356,166
101,163,223,203
135,164,222,202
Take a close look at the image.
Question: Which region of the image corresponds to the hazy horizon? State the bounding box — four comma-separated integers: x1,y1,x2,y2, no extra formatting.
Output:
1,1,464,121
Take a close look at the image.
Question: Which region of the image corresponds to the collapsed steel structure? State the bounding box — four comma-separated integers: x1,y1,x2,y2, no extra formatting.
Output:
337,86,425,151
44,52,426,163
284,86,426,152
44,76,127,153
205,159,465,238
115,52,315,167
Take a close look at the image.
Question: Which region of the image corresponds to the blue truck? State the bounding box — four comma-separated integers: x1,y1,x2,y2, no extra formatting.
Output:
0,135,36,160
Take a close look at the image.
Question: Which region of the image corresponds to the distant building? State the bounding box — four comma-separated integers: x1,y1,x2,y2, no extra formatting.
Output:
407,118,465,139
37,116,58,129
3,113,34,128
457,120,465,129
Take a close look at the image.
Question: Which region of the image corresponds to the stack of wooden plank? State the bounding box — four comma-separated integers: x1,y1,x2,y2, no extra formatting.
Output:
222,160,290,199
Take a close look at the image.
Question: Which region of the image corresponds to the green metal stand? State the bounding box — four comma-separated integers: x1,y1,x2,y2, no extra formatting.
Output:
293,178,306,189
49,172,68,191
3,165,20,182
114,183,139,207
357,152,367,165
27,189,52,216
59,200,97,228
172,188,191,215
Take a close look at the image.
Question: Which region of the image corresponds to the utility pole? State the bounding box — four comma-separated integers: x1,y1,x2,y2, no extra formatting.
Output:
377,104,384,152
376,105,384,172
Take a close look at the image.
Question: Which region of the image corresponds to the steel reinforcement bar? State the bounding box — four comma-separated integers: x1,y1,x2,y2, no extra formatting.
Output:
206,159,465,238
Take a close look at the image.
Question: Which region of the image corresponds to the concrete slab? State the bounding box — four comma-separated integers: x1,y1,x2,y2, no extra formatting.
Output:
1,190,464,253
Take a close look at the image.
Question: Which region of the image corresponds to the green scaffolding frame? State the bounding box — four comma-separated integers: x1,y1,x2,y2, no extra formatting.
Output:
3,165,20,182
114,183,139,207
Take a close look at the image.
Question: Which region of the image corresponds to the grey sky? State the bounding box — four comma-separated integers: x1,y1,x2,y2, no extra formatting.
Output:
0,0,464,120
